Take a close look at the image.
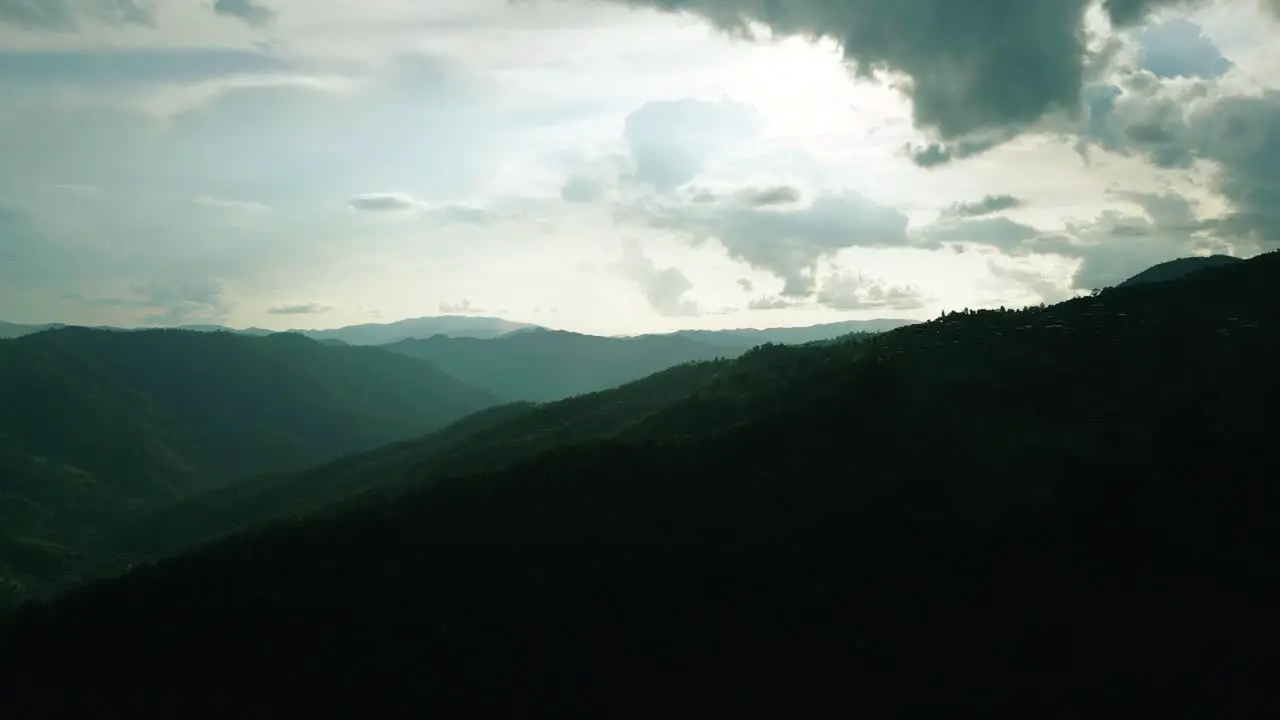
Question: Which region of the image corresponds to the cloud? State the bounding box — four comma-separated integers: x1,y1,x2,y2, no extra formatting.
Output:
1053,199,1224,289
616,237,699,317
1193,92,1280,245
921,216,1044,254
439,299,486,314
683,184,804,207
905,135,1010,168
348,193,427,212
623,98,762,191
0,0,154,30
602,0,1204,154
925,189,1227,290
1136,19,1234,80
213,0,277,28
987,261,1076,304
141,73,359,121
740,185,803,207
267,302,331,316
347,194,492,224
815,273,927,311
1076,74,1280,245
71,280,234,326
1072,72,1208,168
435,205,492,225
561,175,606,203
748,295,806,310
134,281,233,325
625,188,912,297
736,278,754,292
194,196,269,212
944,194,1026,219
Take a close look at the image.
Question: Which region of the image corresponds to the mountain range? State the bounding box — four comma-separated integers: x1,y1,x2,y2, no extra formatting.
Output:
0,252,1273,713
0,313,897,605
0,315,915,346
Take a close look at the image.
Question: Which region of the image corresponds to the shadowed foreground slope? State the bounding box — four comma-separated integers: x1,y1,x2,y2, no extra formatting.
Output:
2,253,1277,714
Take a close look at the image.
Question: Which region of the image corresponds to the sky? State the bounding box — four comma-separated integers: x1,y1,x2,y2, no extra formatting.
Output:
1,0,1277,336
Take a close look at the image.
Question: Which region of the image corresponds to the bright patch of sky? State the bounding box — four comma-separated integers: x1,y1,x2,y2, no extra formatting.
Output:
1,0,1277,334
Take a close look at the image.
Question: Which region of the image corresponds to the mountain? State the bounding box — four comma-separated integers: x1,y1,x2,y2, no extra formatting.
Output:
1118,254,1244,287
4,251,1275,713
106,356,750,561
172,324,273,336
672,318,916,346
107,332,897,564
0,328,498,606
383,327,751,402
295,315,539,345
2,322,272,340
0,321,61,339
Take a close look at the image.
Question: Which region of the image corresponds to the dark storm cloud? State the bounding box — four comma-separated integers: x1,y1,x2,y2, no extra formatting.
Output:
1194,92,1280,244
604,0,1198,150
0,0,154,30
1079,73,1280,245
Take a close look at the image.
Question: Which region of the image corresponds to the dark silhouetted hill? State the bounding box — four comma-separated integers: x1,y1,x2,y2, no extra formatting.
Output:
4,252,1278,713
1118,254,1243,287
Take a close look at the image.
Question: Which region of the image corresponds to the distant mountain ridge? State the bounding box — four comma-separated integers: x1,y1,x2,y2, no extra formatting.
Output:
384,328,752,402
669,319,916,346
1,316,917,347
294,316,538,345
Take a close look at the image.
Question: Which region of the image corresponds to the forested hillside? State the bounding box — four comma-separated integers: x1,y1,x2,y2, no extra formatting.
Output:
108,358,738,560
3,251,1275,714
383,328,750,401
0,329,498,606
